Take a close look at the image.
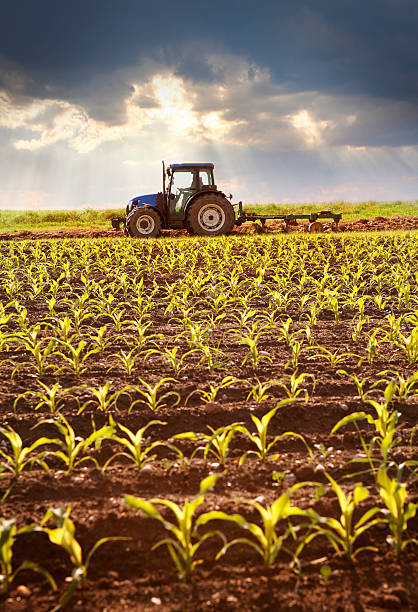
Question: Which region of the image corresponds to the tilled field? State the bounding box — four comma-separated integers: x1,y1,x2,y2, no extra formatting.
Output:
0,232,417,611
0,214,417,241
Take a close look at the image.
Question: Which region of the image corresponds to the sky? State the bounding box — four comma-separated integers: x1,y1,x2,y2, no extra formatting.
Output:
1,0,418,209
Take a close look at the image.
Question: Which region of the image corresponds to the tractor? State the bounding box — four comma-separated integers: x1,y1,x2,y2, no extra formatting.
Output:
111,162,341,237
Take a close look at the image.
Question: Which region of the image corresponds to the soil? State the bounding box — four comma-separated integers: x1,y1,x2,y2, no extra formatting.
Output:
0,233,417,612
0,214,417,241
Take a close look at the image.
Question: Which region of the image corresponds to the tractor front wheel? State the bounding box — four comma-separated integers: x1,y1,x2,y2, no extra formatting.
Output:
126,208,161,238
186,195,235,236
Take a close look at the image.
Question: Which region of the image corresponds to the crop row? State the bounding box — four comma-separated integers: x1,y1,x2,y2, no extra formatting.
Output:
2,467,416,608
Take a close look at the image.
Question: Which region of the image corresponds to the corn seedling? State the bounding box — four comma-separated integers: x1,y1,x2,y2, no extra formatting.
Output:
238,401,313,464
145,346,197,375
185,376,237,405
277,371,314,402
394,327,418,364
174,423,242,464
377,467,417,556
54,339,100,376
0,426,59,478
245,377,276,404
104,416,180,470
107,348,141,375
337,370,370,400
306,473,382,560
39,414,115,473
208,486,307,567
125,474,226,580
308,346,359,368
42,506,128,609
374,370,418,401
77,382,131,414
13,381,78,414
11,335,57,378
196,344,229,373
0,518,56,593
130,377,181,412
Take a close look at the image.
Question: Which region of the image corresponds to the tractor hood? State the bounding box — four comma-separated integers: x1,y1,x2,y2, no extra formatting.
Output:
128,193,158,212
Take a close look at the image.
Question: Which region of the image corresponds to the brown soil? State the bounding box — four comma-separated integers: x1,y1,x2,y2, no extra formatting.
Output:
0,235,417,612
0,215,417,241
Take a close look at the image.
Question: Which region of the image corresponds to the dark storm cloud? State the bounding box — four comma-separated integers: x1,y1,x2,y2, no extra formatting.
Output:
2,0,418,152
2,0,418,99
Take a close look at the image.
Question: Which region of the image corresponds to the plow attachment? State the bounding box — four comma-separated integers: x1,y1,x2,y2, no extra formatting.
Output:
234,202,342,233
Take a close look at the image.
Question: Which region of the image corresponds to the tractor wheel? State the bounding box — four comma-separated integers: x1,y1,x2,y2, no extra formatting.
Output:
186,194,235,236
308,221,323,233
126,208,161,238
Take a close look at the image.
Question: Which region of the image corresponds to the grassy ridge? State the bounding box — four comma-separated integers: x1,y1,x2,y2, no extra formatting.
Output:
0,200,417,231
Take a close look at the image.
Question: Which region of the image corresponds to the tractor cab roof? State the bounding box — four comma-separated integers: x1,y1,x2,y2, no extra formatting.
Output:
168,163,214,170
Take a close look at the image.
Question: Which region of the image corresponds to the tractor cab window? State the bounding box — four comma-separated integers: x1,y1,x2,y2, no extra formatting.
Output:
170,169,196,212
199,169,213,188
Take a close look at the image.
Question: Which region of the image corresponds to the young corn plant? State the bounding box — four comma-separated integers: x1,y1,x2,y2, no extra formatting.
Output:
185,376,237,405
52,317,78,344
277,372,315,402
384,314,404,342
174,423,242,465
363,328,384,365
306,473,382,561
337,369,370,400
87,324,116,350
394,327,418,364
238,401,313,464
332,380,400,468
245,377,276,405
104,416,181,470
130,378,181,412
42,506,128,610
77,382,131,415
196,344,229,374
125,474,226,581
374,370,418,401
0,426,59,478
206,486,307,568
53,339,100,376
13,381,79,414
124,319,163,351
285,338,305,369
377,467,417,557
11,336,57,378
38,414,115,473
308,346,359,368
0,518,57,594
351,315,366,343
107,348,141,375
277,317,302,347
144,346,197,375
237,333,272,370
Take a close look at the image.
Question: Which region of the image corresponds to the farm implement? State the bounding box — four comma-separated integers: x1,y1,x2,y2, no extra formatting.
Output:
111,162,342,237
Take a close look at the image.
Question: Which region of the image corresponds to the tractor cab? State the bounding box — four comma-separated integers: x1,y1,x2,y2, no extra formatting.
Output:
166,163,216,219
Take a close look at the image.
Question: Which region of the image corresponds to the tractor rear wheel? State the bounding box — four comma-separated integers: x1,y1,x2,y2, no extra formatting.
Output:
126,208,161,238
186,194,235,236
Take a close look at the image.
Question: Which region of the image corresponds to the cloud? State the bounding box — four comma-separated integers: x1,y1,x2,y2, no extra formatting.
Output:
2,51,418,159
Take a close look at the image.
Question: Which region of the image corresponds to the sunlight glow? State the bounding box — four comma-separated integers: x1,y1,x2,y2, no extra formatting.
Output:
287,109,334,146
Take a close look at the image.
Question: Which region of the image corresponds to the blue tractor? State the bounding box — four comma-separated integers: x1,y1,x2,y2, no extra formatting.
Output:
113,162,235,238
111,162,342,237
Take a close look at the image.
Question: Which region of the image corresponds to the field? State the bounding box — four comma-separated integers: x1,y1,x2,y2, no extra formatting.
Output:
0,231,417,611
1,200,418,231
